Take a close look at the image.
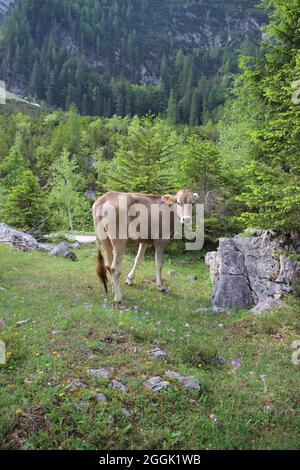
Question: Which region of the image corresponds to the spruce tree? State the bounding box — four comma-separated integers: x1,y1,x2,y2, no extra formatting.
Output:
106,116,182,194
1,169,48,234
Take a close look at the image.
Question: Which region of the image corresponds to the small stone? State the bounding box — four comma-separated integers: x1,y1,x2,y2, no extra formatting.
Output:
88,368,110,379
64,251,78,261
16,319,29,327
109,379,129,394
107,415,115,425
147,348,168,359
212,306,228,314
95,392,107,403
168,270,179,276
165,370,202,392
218,355,227,364
187,275,198,282
122,408,132,418
166,327,176,333
82,350,97,360
51,330,61,336
264,404,274,412
143,376,170,392
65,380,87,392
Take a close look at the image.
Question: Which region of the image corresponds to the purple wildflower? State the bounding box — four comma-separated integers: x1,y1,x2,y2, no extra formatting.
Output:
231,360,241,367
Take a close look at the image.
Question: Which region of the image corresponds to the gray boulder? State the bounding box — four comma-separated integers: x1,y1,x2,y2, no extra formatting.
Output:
0,223,39,252
143,376,170,392
205,231,300,312
50,242,69,257
37,243,53,253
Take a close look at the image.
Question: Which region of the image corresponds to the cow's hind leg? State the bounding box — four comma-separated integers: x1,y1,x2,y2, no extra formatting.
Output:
96,239,113,298
126,243,147,286
155,243,166,292
101,238,114,291
111,240,126,307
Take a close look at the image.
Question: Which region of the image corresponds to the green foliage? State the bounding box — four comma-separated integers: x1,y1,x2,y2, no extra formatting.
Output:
106,116,183,194
179,135,220,192
0,0,264,124
0,132,25,192
235,0,300,232
48,149,90,231
1,244,300,449
216,0,300,233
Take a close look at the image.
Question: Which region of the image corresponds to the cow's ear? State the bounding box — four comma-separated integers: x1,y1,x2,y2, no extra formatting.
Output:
193,193,199,201
162,194,176,205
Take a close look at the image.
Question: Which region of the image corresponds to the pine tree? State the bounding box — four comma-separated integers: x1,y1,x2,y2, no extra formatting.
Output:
0,132,25,193
106,116,182,194
166,89,177,124
236,0,300,232
1,169,48,234
48,149,90,231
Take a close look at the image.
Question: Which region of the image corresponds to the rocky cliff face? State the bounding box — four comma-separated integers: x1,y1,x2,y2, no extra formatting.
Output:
205,231,300,313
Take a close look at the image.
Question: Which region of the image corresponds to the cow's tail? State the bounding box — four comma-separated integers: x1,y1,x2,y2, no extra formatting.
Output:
96,246,108,295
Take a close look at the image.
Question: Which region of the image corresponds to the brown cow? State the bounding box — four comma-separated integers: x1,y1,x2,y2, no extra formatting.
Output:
92,189,198,306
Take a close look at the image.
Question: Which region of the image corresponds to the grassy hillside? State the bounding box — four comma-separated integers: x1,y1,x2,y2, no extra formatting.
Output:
0,244,299,450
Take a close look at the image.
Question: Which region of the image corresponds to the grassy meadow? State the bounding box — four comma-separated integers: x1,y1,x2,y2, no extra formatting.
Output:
0,243,299,450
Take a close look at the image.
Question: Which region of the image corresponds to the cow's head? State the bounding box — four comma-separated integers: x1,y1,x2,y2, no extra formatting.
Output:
162,189,199,225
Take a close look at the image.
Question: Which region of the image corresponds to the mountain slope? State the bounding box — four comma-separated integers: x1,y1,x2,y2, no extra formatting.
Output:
0,0,14,18
0,0,267,123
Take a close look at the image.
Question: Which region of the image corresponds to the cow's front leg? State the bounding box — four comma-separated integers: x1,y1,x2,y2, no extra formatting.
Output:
126,243,147,285
111,241,126,307
155,244,166,292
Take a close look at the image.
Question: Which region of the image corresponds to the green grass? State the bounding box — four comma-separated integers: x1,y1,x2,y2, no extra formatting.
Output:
0,244,300,450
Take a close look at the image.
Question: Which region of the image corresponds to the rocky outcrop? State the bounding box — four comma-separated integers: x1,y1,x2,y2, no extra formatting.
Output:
0,224,77,260
0,0,14,17
205,231,300,313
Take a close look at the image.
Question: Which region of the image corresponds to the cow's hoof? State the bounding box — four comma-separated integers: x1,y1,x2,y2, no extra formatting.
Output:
126,278,134,286
158,286,167,293
113,301,123,309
